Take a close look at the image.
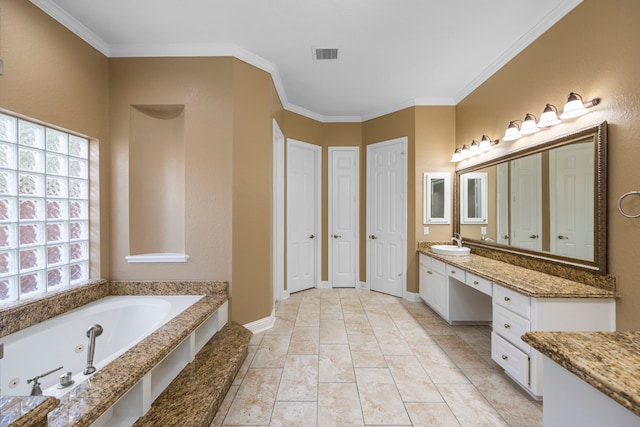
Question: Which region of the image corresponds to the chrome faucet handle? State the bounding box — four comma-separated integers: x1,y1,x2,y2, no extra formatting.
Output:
27,365,64,395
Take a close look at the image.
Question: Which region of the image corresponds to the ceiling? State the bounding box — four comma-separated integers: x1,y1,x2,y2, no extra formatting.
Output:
31,0,582,122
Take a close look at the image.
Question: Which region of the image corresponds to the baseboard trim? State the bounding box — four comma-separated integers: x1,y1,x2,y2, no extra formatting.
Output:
318,281,331,289
243,309,276,334
357,281,369,290
404,291,421,302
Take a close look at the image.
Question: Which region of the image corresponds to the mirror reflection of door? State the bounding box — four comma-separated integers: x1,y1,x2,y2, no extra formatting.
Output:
461,172,487,224
510,154,542,251
549,142,594,260
431,179,445,218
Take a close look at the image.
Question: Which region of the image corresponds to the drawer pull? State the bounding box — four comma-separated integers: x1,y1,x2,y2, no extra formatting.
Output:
473,280,479,286
451,270,456,274
501,354,508,360
503,296,511,302
427,271,432,275
503,323,510,329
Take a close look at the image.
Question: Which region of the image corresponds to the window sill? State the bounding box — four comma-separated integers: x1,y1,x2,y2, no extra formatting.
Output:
125,253,190,263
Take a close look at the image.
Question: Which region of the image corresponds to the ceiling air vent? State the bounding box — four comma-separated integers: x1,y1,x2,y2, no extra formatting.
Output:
314,48,338,60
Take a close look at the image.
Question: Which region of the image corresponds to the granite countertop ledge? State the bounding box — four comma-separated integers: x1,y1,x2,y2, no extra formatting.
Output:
522,331,640,417
418,248,616,299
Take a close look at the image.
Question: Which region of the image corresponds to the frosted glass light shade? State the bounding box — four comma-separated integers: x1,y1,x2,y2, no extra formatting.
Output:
560,92,588,119
451,148,462,162
469,140,480,154
503,121,522,141
538,104,561,127
461,145,471,159
520,113,540,135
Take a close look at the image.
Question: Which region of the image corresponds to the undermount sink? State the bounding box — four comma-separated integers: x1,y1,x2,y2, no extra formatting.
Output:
430,245,471,256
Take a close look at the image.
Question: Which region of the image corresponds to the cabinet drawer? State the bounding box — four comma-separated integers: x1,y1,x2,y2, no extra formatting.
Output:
419,253,431,269
493,304,531,354
493,285,531,319
431,258,446,275
492,332,530,387
446,264,466,282
465,272,492,296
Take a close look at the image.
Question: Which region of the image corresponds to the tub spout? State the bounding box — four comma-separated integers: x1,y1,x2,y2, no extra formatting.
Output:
84,324,103,375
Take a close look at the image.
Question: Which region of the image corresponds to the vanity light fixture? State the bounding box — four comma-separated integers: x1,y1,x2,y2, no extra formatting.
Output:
469,140,480,155
537,104,561,127
503,120,522,141
560,92,600,119
519,113,540,135
479,135,499,151
461,144,471,159
451,148,463,162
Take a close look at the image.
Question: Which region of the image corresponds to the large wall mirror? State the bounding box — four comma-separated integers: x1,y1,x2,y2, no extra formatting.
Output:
454,122,608,273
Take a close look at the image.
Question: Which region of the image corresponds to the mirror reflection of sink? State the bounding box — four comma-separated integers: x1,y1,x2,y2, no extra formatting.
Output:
431,245,471,256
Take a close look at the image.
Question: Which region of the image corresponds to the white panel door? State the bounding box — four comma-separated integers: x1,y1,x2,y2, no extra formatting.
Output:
496,162,510,245
367,138,407,298
510,153,542,250
549,142,594,260
287,139,321,294
329,147,359,288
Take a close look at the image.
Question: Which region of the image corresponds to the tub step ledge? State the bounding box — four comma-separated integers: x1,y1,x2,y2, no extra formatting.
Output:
132,321,252,427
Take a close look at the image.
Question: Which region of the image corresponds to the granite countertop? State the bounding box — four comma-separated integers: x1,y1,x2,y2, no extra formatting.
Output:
522,331,640,417
418,248,615,299
0,395,59,426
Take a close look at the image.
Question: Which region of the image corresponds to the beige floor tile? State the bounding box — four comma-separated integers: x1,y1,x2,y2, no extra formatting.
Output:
319,319,348,344
404,402,461,427
249,331,266,346
267,314,296,336
437,383,508,426
276,299,301,315
223,368,282,426
351,350,387,368
386,355,443,403
270,402,317,427
453,326,492,356
433,335,491,369
416,315,456,336
317,383,364,427
276,355,318,402
343,312,372,331
233,346,258,386
296,308,321,327
210,385,239,427
464,368,543,426
354,367,411,425
320,305,344,320
288,325,319,355
347,333,380,352
319,343,355,382
251,335,291,368
413,344,470,384
364,308,396,329
374,328,414,356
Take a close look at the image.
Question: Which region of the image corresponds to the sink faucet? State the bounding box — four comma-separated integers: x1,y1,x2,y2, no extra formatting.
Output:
451,233,463,248
84,324,103,375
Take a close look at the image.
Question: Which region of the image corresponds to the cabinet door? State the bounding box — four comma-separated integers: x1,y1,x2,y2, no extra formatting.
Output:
425,271,448,320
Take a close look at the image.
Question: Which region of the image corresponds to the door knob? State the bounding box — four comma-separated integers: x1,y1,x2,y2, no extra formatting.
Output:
332,234,342,239
558,235,569,240
369,234,378,240
309,234,315,239
529,234,539,239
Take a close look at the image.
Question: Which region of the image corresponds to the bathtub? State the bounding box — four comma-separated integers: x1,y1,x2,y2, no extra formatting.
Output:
0,295,203,398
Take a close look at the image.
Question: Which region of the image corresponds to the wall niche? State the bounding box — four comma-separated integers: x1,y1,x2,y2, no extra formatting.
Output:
127,104,188,262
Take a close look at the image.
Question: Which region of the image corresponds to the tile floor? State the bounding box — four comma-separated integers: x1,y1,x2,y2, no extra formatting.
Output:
211,288,543,426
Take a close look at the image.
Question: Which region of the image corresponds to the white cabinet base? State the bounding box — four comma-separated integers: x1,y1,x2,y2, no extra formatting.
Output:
543,358,640,427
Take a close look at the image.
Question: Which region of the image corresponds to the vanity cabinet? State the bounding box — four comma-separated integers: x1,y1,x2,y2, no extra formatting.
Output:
418,251,616,399
419,254,492,324
491,283,615,398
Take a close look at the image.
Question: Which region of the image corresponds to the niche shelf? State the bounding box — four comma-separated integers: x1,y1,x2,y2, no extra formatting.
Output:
125,253,190,263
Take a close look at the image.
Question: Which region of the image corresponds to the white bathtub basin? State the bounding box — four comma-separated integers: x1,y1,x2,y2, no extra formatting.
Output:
431,245,471,256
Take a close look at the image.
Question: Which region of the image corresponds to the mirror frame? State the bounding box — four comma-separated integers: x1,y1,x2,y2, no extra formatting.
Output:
453,122,608,274
423,172,451,224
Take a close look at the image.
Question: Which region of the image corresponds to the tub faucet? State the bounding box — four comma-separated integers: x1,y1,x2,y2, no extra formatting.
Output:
84,324,103,375
27,365,63,396
451,233,463,248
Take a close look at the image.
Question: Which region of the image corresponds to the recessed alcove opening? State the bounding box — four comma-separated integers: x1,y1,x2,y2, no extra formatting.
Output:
128,104,187,262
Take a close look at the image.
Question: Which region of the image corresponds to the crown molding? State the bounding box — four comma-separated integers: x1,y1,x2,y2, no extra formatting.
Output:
454,0,583,103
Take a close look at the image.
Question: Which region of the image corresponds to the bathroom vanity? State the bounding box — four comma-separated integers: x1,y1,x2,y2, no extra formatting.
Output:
418,249,616,399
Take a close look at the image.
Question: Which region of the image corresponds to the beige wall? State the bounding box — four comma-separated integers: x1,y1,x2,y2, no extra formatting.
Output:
455,0,640,330
0,0,110,278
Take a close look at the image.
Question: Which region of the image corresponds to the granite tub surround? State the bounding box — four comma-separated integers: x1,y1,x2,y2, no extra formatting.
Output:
0,395,59,427
522,331,640,417
417,243,615,299
133,321,252,427
417,241,615,292
0,280,229,427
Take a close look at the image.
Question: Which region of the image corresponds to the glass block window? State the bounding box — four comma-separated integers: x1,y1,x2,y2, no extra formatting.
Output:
0,113,90,303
